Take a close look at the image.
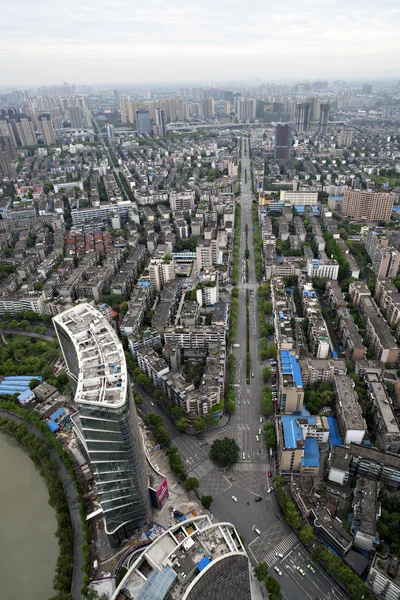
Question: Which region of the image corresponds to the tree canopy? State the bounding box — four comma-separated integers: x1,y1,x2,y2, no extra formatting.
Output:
210,437,240,468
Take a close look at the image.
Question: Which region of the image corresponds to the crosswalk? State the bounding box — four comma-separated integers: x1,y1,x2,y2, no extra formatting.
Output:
263,533,298,567
188,459,215,480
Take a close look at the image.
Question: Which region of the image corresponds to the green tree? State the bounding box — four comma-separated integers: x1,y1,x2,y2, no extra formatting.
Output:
184,477,200,491
29,378,41,390
194,417,206,433
175,417,188,432
262,366,271,381
254,562,269,581
265,576,281,595
121,301,129,314
210,437,240,467
299,524,315,546
133,392,142,405
201,495,214,509
266,345,277,359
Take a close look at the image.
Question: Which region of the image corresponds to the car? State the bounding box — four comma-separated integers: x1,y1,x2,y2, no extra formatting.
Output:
254,496,263,502
268,471,271,477
256,435,259,442
242,452,246,460
307,564,316,573
251,373,254,377
259,417,263,423
274,567,282,576
254,528,261,535
232,496,238,502
297,567,306,576
150,402,155,406
275,552,283,559
258,428,262,435
267,488,272,493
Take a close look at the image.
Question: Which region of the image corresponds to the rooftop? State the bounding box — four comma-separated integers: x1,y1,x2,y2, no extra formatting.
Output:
53,303,127,408
353,478,379,538
334,375,367,431
366,375,400,434
301,437,320,468
280,350,303,388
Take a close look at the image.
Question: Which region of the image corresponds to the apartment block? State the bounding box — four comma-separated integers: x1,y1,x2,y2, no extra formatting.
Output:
329,443,400,488
280,190,318,205
169,191,195,213
307,258,339,279
137,348,170,389
342,190,394,221
365,315,399,363
365,373,400,452
367,554,400,600
372,247,400,279
149,257,176,292
196,236,219,270
325,281,346,309
300,358,347,387
334,375,367,445
278,350,304,414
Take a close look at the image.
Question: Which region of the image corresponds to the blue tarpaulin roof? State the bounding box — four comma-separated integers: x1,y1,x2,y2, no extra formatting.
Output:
177,516,186,522
328,416,343,447
281,416,303,449
280,350,303,387
332,350,338,358
50,408,65,421
47,420,59,432
302,438,320,468
18,389,34,404
197,556,211,572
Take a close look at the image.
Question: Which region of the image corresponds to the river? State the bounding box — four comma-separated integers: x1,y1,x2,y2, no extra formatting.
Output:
0,431,58,599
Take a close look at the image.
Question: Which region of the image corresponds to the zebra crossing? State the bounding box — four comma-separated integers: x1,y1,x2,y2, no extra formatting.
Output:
188,459,215,480
263,533,298,567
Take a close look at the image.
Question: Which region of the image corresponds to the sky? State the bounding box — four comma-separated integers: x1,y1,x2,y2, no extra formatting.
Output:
2,0,400,87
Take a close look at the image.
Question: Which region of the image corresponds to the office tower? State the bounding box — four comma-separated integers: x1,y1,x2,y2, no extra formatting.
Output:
113,89,119,108
319,104,330,135
136,109,151,134
106,123,116,139
154,108,166,137
38,113,56,145
0,135,17,176
342,190,395,222
274,123,293,160
11,116,36,146
295,102,311,132
53,304,152,548
201,98,215,119
119,98,127,123
362,84,372,94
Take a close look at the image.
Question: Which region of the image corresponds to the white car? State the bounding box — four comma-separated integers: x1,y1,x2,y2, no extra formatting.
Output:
232,495,238,502
274,566,282,576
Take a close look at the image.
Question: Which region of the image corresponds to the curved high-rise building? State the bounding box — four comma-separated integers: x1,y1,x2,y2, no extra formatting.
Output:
111,516,253,600
53,303,152,547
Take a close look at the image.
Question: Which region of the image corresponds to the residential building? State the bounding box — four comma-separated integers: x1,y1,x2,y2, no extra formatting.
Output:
137,348,170,389
11,115,36,146
53,304,152,548
196,279,219,307
367,553,400,600
196,236,219,270
365,315,400,363
328,443,400,489
106,123,115,139
169,192,195,213
300,358,346,387
325,281,346,309
352,477,380,552
154,108,166,137
274,123,292,160
111,516,253,600
365,374,400,452
334,375,367,445
312,506,353,557
372,248,400,279
295,102,311,132
349,280,371,306
279,416,320,475
136,110,151,135
278,350,304,414
149,257,176,292
366,229,388,260
319,104,330,134
375,279,400,326
38,113,56,145
307,258,339,279
0,135,17,176
280,190,318,205
342,190,394,222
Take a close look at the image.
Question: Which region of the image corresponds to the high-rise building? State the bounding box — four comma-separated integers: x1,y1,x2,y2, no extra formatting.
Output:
11,116,36,146
111,515,253,600
106,123,116,139
342,190,395,222
201,98,215,119
362,84,372,94
68,105,90,128
154,108,166,137
149,257,176,292
339,128,353,148
222,100,231,115
119,98,127,123
0,135,17,176
295,102,311,132
318,104,330,135
53,304,152,548
372,248,400,279
113,89,119,108
136,109,151,134
0,118,17,147
274,123,292,160
38,113,56,145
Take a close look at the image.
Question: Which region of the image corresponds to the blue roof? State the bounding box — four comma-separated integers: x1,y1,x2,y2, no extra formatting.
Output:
281,416,303,449
393,206,400,212
301,438,320,468
18,389,34,404
328,416,343,447
50,408,65,421
47,420,59,432
329,196,344,201
280,350,303,387
197,556,211,572
136,566,176,600
332,350,338,359
295,205,305,212
3,376,42,382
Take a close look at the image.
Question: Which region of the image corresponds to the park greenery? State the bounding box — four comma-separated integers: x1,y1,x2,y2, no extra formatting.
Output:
210,437,240,468
0,401,92,597
312,546,374,600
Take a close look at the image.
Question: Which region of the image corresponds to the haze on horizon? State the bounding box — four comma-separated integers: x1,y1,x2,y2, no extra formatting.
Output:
2,0,400,87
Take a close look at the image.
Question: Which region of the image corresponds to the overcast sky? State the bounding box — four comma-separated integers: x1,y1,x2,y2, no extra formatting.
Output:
2,0,400,87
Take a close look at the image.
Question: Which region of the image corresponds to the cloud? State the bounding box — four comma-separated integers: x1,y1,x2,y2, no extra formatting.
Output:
2,0,400,86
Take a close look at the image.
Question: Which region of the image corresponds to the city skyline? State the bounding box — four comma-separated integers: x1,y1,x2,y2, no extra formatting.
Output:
2,0,400,86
